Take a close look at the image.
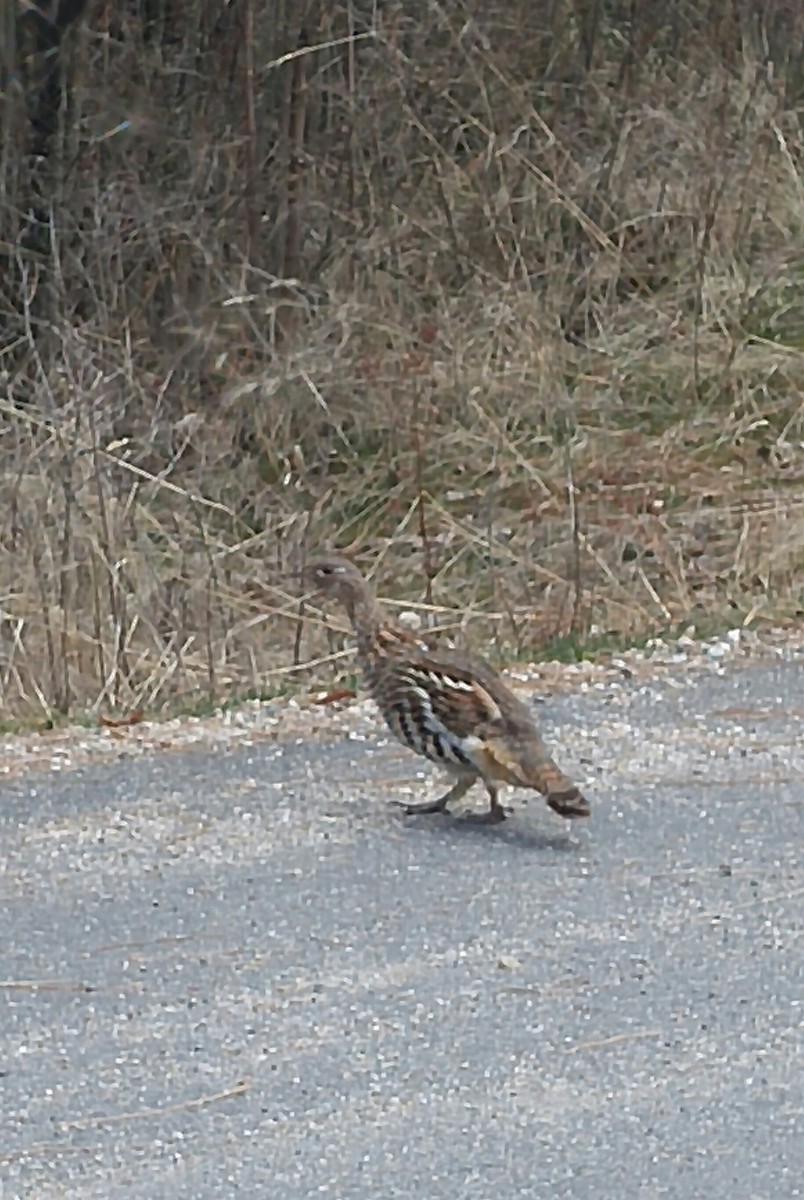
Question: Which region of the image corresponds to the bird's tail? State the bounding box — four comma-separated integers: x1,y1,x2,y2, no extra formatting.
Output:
531,752,590,818
546,784,590,819
480,734,591,819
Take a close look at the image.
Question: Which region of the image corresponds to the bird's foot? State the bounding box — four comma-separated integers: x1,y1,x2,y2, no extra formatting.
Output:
395,798,450,817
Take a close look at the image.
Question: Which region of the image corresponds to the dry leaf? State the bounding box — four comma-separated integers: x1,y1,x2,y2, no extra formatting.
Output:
312,688,356,706
99,710,145,729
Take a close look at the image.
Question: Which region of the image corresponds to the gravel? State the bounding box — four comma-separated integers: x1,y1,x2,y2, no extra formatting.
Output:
1,639,803,1199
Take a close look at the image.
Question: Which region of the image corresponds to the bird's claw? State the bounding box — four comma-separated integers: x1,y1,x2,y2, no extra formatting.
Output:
393,799,449,817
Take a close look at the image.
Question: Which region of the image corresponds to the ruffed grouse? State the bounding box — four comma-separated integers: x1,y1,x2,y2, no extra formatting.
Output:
304,554,590,824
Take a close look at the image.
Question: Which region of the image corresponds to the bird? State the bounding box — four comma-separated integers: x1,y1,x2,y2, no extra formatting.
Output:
302,552,590,825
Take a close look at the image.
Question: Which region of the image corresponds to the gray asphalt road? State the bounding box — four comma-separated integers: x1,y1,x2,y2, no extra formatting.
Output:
2,658,803,1199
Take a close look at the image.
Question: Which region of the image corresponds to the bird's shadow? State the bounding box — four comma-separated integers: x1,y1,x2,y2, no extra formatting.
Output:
386,804,582,854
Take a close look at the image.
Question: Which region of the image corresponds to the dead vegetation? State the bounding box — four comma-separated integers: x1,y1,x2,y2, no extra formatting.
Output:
1,1,804,721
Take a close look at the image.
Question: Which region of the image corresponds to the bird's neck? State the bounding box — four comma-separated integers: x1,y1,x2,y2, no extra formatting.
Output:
344,590,387,657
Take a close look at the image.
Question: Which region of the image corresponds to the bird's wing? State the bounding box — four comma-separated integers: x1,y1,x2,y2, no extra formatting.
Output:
373,633,502,737
402,660,504,740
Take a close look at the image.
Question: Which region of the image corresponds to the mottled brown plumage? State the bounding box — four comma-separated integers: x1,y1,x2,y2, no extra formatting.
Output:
303,553,590,824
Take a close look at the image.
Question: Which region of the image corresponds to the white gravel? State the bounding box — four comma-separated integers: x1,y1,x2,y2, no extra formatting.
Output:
1,624,801,781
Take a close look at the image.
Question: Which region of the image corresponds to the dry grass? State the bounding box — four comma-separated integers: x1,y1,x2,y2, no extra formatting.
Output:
1,3,804,721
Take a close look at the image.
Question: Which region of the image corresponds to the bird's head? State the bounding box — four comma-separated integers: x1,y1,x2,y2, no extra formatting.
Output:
302,553,370,607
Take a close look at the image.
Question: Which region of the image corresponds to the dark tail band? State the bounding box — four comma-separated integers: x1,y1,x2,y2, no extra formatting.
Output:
547,788,591,819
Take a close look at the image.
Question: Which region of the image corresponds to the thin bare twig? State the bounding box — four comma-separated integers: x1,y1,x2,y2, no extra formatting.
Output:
60,1079,250,1131
568,1030,661,1055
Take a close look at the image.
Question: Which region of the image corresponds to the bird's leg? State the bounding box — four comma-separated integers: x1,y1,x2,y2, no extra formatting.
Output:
462,782,507,824
399,774,474,816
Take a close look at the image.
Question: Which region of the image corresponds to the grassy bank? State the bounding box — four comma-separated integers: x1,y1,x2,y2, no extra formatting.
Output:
2,7,804,719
